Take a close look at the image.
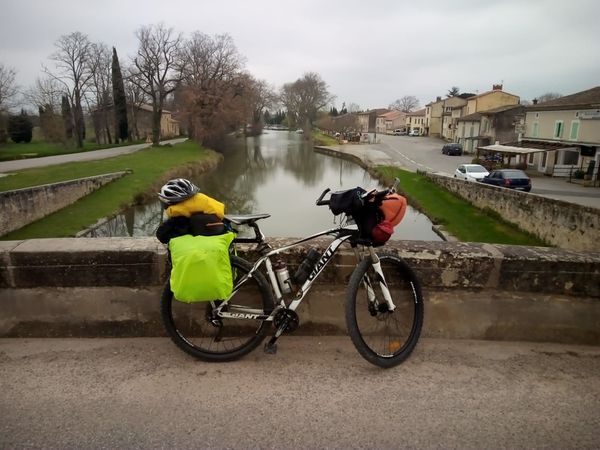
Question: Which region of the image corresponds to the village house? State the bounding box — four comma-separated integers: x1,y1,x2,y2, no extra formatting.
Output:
358,109,390,133
478,86,600,181
425,97,443,137
456,105,525,154
376,110,406,134
406,108,426,135
92,103,180,143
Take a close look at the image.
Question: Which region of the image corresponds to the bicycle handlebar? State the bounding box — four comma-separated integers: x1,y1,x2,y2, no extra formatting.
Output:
315,177,400,207
316,188,331,206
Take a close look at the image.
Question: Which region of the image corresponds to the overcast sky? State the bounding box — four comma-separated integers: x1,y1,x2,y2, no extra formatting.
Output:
1,0,599,110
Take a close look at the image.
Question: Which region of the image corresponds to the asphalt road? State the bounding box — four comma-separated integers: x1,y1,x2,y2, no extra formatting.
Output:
376,134,600,209
0,138,188,173
1,337,599,449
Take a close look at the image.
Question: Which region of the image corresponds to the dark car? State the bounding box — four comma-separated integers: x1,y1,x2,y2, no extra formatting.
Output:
481,169,532,192
442,143,463,156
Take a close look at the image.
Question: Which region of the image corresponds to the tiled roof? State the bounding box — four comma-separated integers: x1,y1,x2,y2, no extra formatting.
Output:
480,105,523,115
406,108,426,116
457,112,482,122
528,86,600,110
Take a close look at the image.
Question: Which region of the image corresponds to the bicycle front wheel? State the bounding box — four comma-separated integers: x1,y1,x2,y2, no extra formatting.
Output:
161,255,275,362
345,252,424,368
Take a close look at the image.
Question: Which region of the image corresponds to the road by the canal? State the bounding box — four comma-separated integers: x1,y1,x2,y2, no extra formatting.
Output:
1,337,599,449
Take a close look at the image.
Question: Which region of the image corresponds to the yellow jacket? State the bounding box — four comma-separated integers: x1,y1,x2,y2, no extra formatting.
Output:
166,193,225,219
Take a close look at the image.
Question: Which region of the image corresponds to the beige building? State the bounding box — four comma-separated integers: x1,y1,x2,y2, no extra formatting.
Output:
376,110,406,134
425,97,443,137
406,108,426,135
357,109,390,133
441,96,468,141
479,86,600,180
464,85,520,116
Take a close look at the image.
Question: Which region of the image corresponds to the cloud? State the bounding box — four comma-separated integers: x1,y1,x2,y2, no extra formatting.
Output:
0,0,598,109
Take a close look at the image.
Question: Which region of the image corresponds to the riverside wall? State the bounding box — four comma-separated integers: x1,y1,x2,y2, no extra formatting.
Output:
0,171,131,237
426,173,600,252
1,238,599,344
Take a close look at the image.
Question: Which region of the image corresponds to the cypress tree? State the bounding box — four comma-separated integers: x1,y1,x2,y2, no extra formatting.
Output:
111,47,129,142
61,95,74,140
7,110,33,143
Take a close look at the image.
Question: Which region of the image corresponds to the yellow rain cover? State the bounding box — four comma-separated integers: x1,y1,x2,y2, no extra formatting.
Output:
166,193,225,219
168,232,235,302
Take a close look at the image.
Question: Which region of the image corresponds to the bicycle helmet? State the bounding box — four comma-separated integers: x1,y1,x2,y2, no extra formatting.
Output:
158,178,199,205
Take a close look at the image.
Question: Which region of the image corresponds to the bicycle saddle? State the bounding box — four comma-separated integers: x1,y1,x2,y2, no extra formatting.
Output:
224,213,271,225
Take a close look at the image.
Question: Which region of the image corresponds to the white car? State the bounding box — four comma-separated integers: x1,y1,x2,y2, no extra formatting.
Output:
408,129,420,136
454,164,489,182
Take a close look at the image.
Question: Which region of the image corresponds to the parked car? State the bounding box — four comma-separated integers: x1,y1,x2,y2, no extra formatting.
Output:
454,164,489,182
393,129,407,136
442,143,463,156
481,169,532,192
408,129,420,136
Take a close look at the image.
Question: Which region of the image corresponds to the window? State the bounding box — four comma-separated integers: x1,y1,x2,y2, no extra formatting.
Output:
562,150,579,165
554,121,564,138
569,121,580,140
532,122,539,138
528,153,534,164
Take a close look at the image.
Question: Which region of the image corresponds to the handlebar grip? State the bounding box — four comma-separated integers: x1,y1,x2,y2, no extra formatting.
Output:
316,188,331,206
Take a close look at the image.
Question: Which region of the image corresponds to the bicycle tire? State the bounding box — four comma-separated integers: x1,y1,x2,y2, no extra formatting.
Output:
161,254,275,362
345,252,424,368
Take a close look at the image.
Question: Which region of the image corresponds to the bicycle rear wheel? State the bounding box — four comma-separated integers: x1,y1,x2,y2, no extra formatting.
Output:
161,255,275,362
345,252,424,368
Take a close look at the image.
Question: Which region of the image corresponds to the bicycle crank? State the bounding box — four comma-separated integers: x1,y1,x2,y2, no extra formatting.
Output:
273,308,299,333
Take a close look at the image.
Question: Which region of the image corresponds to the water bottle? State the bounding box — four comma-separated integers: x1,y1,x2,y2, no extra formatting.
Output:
273,260,292,294
292,249,321,285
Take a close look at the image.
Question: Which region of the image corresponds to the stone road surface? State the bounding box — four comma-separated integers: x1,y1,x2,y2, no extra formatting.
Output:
1,337,599,449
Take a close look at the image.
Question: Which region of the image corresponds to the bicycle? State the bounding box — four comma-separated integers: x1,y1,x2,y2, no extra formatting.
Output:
161,179,424,368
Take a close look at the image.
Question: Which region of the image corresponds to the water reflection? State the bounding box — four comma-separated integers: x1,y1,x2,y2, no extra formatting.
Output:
84,131,441,241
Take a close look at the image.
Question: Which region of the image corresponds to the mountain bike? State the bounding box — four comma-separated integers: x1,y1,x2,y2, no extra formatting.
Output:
161,179,424,368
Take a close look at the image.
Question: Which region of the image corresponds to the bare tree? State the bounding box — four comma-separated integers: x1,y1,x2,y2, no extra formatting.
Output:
280,72,333,132
129,23,183,145
23,76,65,143
389,95,420,113
535,92,562,104
176,32,245,145
238,74,276,135
23,76,63,112
123,74,148,141
44,31,94,148
87,42,113,144
347,102,361,113
0,63,18,113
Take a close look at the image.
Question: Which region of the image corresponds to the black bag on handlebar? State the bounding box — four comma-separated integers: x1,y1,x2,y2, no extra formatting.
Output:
328,187,366,215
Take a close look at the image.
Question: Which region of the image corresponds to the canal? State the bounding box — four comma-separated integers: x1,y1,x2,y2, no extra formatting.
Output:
84,131,441,241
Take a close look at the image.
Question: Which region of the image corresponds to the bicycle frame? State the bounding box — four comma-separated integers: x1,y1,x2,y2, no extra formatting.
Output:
216,223,396,323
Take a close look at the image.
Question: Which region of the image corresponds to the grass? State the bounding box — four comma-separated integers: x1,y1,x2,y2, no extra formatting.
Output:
376,166,548,246
313,130,338,146
1,140,221,239
0,138,146,162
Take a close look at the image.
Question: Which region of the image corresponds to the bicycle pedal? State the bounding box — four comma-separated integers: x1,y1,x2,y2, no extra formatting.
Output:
263,342,278,355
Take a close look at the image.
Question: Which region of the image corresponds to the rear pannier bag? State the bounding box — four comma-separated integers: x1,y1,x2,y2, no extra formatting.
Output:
168,232,235,303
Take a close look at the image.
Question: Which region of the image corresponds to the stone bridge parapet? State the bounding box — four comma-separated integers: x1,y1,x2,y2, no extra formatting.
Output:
1,238,599,343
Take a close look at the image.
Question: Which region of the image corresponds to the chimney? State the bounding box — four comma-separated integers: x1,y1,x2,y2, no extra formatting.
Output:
532,98,538,105
436,96,441,102
492,84,503,91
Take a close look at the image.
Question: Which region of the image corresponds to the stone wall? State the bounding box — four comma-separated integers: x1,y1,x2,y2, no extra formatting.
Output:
426,173,600,252
1,238,599,344
0,171,131,237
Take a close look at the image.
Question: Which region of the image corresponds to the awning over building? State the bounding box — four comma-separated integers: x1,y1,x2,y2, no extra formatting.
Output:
478,140,573,155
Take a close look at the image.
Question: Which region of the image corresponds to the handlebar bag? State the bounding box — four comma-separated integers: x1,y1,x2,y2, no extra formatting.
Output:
168,232,235,303
329,187,366,215
380,194,407,226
